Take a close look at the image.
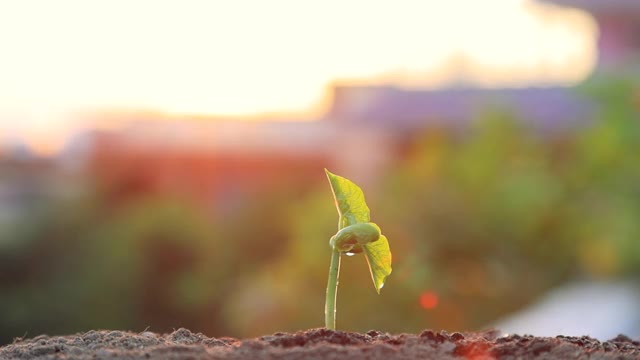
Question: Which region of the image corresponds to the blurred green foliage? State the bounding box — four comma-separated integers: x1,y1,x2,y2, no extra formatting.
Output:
1,75,639,342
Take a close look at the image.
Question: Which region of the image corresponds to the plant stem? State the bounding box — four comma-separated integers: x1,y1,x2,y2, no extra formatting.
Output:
325,249,341,329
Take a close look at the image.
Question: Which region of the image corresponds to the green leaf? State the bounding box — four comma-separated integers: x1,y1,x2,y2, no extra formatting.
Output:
325,169,370,229
362,235,392,293
325,169,392,293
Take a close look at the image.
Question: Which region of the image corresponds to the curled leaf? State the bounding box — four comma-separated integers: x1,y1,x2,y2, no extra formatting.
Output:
330,223,381,251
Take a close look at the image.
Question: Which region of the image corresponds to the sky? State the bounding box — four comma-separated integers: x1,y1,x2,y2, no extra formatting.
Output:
0,0,596,153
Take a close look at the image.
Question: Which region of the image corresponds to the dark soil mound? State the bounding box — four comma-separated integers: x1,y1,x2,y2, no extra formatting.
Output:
2,328,639,359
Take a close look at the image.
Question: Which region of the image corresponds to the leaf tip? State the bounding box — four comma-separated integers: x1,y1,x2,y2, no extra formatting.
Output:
324,168,334,177
375,283,383,294
375,271,391,294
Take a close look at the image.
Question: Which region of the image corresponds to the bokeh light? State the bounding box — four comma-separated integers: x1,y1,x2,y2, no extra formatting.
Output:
419,291,439,310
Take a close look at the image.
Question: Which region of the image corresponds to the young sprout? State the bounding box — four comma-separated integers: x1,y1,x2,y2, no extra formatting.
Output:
324,169,392,330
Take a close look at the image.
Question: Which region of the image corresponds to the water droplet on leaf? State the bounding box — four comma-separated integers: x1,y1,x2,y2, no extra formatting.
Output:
345,252,355,257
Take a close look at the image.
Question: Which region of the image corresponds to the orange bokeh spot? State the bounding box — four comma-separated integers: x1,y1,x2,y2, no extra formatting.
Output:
419,291,439,310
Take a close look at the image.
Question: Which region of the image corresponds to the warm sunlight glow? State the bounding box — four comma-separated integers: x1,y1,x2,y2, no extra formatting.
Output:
0,0,597,152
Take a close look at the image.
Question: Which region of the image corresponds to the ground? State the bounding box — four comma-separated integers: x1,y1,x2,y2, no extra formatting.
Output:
1,328,639,359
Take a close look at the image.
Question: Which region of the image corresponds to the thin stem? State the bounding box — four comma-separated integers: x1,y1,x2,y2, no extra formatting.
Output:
325,249,341,329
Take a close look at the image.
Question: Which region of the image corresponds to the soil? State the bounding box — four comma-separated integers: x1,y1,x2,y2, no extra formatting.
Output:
1,328,639,360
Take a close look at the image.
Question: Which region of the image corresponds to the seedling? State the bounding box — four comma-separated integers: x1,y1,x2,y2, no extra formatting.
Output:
324,169,392,330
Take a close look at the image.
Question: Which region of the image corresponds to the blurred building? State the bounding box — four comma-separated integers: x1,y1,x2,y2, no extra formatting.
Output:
541,0,640,70
326,85,592,133
0,152,64,248
76,120,395,209
327,0,640,131
62,0,640,207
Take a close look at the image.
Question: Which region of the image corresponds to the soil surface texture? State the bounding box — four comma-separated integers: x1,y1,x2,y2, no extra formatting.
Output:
2,328,639,360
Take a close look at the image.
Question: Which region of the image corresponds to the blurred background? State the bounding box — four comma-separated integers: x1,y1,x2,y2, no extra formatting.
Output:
1,0,640,344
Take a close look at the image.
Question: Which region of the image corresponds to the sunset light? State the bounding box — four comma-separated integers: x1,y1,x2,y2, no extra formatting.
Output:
3,0,640,349
1,0,596,152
